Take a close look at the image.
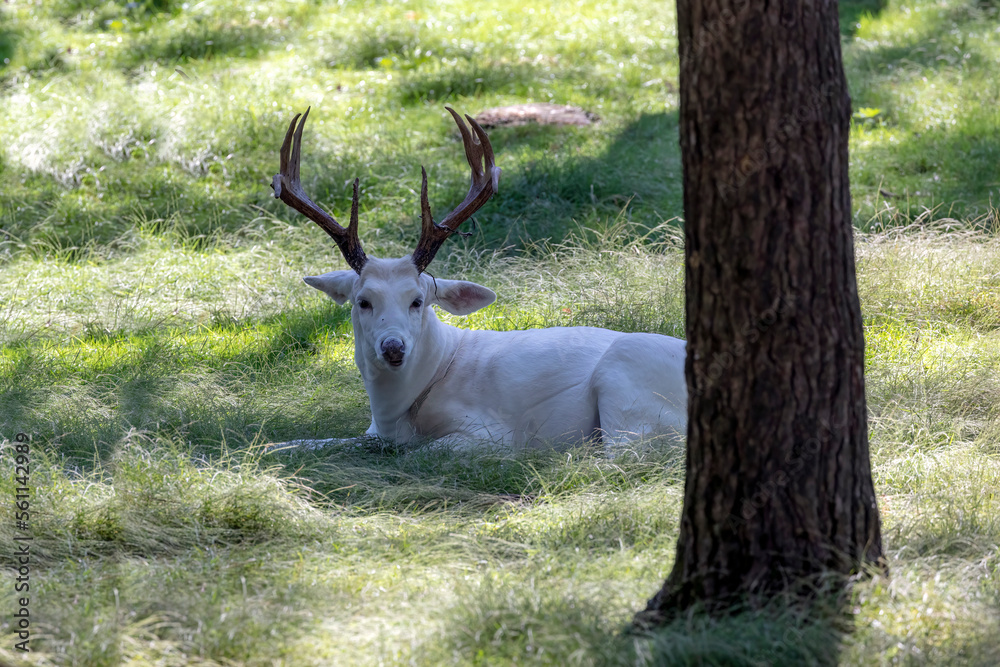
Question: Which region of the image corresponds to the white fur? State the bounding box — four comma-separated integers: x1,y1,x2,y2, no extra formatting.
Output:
296,256,687,454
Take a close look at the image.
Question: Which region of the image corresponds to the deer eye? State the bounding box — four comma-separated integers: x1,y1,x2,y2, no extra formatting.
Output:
411,299,423,309
357,299,372,310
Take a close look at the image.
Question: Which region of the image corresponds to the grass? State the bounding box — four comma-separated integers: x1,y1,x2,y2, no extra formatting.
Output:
1,0,999,664
2,228,999,665
846,1,1000,225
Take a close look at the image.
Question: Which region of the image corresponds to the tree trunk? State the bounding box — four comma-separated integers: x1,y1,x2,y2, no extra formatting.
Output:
640,0,884,620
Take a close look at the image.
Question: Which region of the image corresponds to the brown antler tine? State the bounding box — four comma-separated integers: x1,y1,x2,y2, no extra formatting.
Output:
410,108,500,273
446,106,482,176
279,113,300,176
419,166,434,231
349,177,361,235
272,113,300,198
467,115,494,168
467,114,501,193
412,167,440,273
289,106,311,184
271,107,368,275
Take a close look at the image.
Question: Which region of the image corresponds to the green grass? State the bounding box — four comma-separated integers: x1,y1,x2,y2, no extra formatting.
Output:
0,0,683,261
2,0,1000,664
2,227,1000,666
846,1,1000,225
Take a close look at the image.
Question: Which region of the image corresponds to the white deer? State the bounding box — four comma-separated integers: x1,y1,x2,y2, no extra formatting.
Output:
271,107,686,454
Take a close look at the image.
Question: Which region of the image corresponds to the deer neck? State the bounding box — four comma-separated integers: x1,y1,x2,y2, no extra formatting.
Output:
359,308,463,441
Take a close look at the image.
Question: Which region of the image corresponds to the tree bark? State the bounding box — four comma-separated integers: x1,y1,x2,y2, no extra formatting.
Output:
639,0,885,620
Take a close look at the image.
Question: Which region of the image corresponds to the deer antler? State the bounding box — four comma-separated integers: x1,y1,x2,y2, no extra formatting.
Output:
271,107,367,274
411,107,501,273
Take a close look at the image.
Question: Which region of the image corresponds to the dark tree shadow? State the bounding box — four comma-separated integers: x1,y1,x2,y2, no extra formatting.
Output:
852,121,1000,224
846,2,997,73
844,1,1000,221
632,601,848,667
34,0,181,32
116,20,281,69
404,110,684,257
0,25,17,67
394,61,551,106
434,577,849,666
5,301,365,466
839,0,888,36
1,108,683,264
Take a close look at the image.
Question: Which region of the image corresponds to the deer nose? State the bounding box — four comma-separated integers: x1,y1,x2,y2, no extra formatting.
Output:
381,338,405,367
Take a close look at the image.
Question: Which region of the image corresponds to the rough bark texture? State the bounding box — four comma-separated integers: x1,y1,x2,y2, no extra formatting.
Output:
640,0,884,620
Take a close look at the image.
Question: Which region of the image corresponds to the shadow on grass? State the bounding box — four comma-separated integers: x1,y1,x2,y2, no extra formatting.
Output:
845,0,1000,221
853,120,1000,224
278,443,562,511
327,19,475,70
274,439,685,525
631,604,847,667
28,539,335,664
117,19,282,69
0,351,51,439
839,0,888,37
2,109,683,264
394,60,555,106
0,302,364,464
438,579,636,665
437,573,849,666
38,0,181,24
0,165,275,262
485,111,683,246
843,1,1000,221
0,25,16,68
847,2,999,74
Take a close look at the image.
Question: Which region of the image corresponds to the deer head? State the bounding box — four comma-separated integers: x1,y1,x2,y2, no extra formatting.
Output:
271,108,501,372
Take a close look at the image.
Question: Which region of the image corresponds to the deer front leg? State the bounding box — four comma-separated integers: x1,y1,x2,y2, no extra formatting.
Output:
266,421,384,453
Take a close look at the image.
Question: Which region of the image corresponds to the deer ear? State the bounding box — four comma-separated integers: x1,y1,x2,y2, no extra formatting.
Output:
304,271,357,305
430,278,496,316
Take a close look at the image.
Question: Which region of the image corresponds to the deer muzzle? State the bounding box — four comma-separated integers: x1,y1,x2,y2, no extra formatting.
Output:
380,338,406,367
